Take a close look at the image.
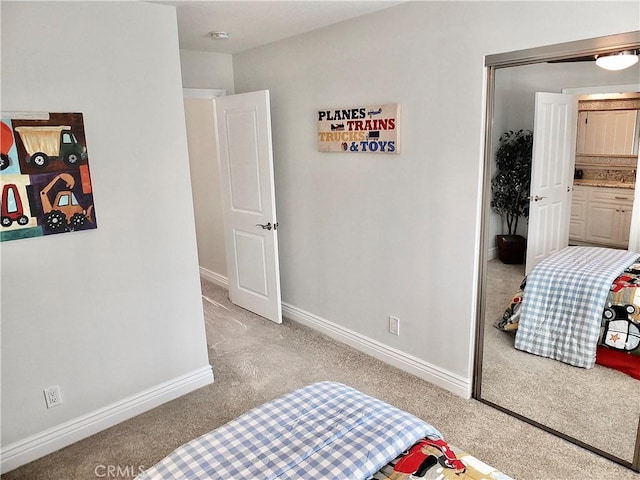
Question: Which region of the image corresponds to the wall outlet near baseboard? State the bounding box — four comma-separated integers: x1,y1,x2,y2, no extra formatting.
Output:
389,316,400,335
44,385,62,409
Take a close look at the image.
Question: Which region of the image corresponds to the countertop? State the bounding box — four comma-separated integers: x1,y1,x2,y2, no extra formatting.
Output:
573,179,635,190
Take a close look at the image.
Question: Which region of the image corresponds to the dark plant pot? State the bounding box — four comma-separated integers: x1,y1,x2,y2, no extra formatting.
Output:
496,234,526,264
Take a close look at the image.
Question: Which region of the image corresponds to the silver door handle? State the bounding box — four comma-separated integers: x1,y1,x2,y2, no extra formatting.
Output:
533,195,547,202
256,222,273,230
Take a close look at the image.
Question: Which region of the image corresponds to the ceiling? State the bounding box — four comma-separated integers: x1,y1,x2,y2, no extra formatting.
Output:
156,1,402,54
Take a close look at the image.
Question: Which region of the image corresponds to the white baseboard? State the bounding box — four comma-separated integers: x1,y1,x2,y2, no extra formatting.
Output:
1,366,214,474
281,303,471,399
196,271,471,398
199,267,229,288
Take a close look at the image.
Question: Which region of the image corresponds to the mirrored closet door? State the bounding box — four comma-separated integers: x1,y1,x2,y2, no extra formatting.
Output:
474,31,640,472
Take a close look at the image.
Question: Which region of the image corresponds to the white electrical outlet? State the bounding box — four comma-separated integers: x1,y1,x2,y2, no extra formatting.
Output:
389,316,400,335
44,385,62,409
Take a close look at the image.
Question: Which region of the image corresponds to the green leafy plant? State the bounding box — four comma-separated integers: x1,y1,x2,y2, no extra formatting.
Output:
490,129,533,235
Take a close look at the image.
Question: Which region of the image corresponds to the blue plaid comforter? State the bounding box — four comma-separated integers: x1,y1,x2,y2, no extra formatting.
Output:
515,247,639,368
136,382,441,480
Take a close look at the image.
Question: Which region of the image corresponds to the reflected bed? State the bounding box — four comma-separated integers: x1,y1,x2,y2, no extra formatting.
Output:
495,246,640,379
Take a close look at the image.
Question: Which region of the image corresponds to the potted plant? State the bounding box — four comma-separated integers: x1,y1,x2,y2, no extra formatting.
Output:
491,129,533,264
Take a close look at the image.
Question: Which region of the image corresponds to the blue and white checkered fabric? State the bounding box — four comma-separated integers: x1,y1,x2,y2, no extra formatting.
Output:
136,381,441,480
515,247,640,368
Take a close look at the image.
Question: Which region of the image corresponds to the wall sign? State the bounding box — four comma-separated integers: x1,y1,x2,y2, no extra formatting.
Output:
0,112,97,242
317,103,400,154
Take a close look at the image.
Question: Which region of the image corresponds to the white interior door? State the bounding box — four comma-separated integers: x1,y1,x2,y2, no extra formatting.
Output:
525,92,578,274
215,90,282,323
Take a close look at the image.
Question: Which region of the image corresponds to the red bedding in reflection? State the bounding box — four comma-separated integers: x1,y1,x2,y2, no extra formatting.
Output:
596,346,640,380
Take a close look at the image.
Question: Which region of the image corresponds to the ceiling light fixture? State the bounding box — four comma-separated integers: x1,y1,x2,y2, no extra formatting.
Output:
595,50,639,71
209,31,230,40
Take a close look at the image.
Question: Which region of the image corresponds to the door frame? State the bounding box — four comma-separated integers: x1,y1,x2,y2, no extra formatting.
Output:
562,84,640,252
473,31,640,471
182,88,282,323
182,88,228,287
183,88,226,99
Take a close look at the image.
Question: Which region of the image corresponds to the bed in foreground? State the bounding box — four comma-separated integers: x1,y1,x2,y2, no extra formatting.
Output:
495,246,640,379
136,382,511,480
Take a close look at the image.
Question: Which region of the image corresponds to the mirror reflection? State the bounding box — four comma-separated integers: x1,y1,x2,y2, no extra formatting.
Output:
479,58,640,465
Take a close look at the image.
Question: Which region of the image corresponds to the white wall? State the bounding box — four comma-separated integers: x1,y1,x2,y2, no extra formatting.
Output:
497,62,640,132
232,1,639,394
180,49,235,93
1,1,212,471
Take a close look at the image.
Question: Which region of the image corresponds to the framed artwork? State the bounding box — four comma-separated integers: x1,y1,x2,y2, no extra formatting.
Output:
317,104,401,154
0,112,97,242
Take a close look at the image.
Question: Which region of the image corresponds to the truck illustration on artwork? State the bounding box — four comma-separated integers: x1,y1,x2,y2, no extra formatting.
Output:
14,125,87,168
40,173,94,232
1,184,29,227
1,121,14,170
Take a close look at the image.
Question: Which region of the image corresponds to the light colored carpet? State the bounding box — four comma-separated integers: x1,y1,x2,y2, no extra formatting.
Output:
2,278,638,480
480,259,640,464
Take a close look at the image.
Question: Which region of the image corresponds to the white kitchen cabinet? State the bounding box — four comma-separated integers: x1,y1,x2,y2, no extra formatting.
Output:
576,110,638,156
620,207,633,247
570,185,635,248
569,186,587,241
586,203,622,245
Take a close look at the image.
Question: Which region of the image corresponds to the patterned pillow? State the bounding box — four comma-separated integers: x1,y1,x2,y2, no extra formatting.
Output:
494,278,526,332
599,304,640,357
